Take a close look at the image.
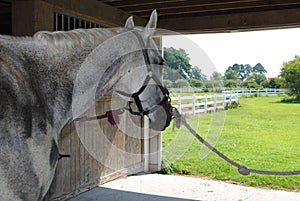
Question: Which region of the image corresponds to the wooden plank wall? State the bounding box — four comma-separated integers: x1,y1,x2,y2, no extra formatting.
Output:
44,95,144,201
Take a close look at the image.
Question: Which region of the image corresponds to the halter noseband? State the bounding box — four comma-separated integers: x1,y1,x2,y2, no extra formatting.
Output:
116,31,171,117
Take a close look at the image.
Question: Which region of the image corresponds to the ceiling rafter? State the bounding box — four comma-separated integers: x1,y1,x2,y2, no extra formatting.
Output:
2,0,300,35
124,0,300,13
98,0,187,8
135,0,300,17
109,0,261,10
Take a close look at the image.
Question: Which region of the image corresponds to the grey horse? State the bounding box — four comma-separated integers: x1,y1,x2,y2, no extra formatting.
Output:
0,10,172,201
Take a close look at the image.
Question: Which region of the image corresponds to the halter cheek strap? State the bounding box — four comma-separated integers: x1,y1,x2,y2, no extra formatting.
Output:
116,31,171,117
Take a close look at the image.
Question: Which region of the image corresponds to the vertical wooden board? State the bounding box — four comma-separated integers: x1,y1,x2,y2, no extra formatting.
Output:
95,100,107,178
135,115,143,165
90,121,97,181
124,112,132,168
78,121,86,187
11,0,35,36
83,122,91,184
34,0,54,32
85,104,97,183
100,97,117,175
116,130,124,172
124,111,142,167
69,122,77,190
93,100,104,181
60,124,71,194
75,130,81,189
94,103,102,180
91,120,101,182
90,109,98,182
101,119,114,176
48,129,65,198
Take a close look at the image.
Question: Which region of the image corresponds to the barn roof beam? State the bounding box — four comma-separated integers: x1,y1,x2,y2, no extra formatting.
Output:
42,0,147,27
158,7,300,34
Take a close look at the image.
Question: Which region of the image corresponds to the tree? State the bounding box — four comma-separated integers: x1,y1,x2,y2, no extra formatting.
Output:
226,63,252,81
224,70,240,88
281,57,300,100
191,66,207,81
175,79,189,88
263,77,283,88
210,71,222,81
253,63,267,74
247,73,267,85
205,80,223,92
163,79,173,88
242,80,260,89
224,70,238,80
163,68,182,83
189,79,204,88
163,47,192,81
224,79,241,88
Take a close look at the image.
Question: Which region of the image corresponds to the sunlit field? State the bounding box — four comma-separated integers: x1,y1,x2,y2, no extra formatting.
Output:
162,96,300,191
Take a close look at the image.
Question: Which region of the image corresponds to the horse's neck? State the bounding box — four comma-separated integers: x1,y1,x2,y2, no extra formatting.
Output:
29,44,87,133
13,29,120,133
4,28,144,134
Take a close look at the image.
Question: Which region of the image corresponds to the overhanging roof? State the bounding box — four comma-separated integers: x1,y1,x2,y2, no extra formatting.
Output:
1,0,300,35
98,0,300,33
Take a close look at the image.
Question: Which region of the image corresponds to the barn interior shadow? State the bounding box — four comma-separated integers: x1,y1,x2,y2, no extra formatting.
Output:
69,187,200,201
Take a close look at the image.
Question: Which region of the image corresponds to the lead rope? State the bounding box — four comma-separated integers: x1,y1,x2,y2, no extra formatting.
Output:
171,107,300,176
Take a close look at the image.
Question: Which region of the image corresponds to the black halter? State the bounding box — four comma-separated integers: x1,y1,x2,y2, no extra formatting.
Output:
116,31,171,117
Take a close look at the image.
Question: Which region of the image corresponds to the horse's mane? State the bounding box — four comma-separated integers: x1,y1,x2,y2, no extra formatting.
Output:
0,28,125,54
33,28,124,52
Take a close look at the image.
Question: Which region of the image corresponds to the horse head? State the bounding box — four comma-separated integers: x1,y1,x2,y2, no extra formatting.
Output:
111,10,173,131
72,10,172,131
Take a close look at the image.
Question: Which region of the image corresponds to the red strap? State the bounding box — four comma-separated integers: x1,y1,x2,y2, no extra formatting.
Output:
75,109,124,125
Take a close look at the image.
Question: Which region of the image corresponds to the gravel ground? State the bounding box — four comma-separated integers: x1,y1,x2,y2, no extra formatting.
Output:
71,174,300,201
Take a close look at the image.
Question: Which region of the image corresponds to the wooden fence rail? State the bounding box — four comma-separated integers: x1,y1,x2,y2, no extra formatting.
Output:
222,88,287,96
172,93,239,115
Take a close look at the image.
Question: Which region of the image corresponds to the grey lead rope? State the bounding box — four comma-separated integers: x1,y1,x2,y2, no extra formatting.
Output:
171,107,300,176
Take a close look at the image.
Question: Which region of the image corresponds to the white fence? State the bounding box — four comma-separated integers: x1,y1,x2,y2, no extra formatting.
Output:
223,88,287,96
173,93,238,115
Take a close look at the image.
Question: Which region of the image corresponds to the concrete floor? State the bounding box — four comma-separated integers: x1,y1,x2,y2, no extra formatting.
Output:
70,174,300,201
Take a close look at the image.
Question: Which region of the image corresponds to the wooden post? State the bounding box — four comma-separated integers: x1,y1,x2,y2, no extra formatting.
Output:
222,94,225,110
143,116,150,172
12,0,54,36
12,0,35,36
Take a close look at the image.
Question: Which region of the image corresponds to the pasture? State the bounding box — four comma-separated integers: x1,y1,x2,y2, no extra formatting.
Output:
162,96,300,191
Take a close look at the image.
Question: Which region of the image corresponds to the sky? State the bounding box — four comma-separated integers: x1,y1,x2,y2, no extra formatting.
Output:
162,27,300,78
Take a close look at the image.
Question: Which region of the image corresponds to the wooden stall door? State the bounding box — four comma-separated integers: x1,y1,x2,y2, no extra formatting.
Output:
44,95,144,201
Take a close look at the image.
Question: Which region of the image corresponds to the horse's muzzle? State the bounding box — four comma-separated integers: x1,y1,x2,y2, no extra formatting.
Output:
148,99,173,131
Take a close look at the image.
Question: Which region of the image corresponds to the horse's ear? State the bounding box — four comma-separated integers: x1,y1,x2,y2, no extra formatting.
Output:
145,10,157,36
125,16,135,30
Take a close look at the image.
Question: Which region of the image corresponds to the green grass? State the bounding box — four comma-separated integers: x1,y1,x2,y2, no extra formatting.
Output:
162,96,300,191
